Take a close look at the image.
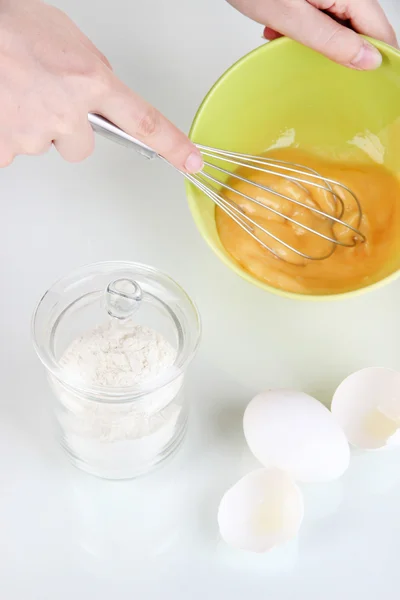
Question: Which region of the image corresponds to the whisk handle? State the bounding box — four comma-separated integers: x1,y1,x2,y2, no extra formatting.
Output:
88,113,159,160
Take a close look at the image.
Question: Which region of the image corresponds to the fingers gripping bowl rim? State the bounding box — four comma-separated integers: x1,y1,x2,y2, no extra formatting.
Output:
185,37,400,301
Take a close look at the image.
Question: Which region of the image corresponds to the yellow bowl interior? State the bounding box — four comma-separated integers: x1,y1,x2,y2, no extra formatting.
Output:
186,38,400,300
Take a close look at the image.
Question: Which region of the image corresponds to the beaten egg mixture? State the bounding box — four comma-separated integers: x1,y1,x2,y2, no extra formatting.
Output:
216,148,400,295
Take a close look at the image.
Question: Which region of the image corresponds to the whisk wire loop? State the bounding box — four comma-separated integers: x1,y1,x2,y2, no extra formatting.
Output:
189,145,365,262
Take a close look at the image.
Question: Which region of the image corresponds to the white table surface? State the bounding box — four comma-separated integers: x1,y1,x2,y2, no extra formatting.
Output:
2,1,400,598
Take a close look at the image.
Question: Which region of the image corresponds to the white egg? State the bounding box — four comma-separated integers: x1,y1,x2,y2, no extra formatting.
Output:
218,468,303,553
243,390,350,482
331,367,400,450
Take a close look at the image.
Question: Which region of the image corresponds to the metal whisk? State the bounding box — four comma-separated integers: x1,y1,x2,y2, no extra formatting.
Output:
89,113,365,263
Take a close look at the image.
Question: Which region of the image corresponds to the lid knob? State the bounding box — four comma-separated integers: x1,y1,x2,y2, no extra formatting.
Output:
105,278,143,320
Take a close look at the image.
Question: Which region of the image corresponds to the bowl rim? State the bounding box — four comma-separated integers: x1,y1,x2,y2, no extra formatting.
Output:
186,36,400,301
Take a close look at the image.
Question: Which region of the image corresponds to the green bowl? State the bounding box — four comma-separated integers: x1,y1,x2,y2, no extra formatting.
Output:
186,37,400,300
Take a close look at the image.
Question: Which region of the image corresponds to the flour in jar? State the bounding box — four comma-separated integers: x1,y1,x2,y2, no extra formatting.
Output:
53,320,184,475
60,320,177,388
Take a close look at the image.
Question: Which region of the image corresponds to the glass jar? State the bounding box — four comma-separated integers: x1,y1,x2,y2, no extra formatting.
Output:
32,261,201,480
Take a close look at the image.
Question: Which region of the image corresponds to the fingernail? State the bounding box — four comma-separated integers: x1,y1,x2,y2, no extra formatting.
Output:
351,42,382,70
185,151,203,173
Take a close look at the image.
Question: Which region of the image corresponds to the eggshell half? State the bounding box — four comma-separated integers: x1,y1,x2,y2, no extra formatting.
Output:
218,468,303,553
243,390,350,482
331,367,400,450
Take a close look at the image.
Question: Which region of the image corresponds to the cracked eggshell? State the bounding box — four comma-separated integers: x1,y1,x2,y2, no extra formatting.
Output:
243,390,350,482
331,367,400,450
217,469,303,553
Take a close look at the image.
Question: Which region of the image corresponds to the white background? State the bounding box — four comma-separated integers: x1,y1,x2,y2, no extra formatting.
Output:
2,0,400,598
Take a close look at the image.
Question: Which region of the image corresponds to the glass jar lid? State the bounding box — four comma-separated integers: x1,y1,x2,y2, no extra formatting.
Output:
32,261,201,399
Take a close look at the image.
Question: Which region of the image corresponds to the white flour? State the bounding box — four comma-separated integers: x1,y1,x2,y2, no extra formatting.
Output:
60,320,176,388
53,320,184,478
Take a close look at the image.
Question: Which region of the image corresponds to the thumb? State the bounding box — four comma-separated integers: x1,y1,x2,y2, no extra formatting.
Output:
266,1,382,70
98,77,203,173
